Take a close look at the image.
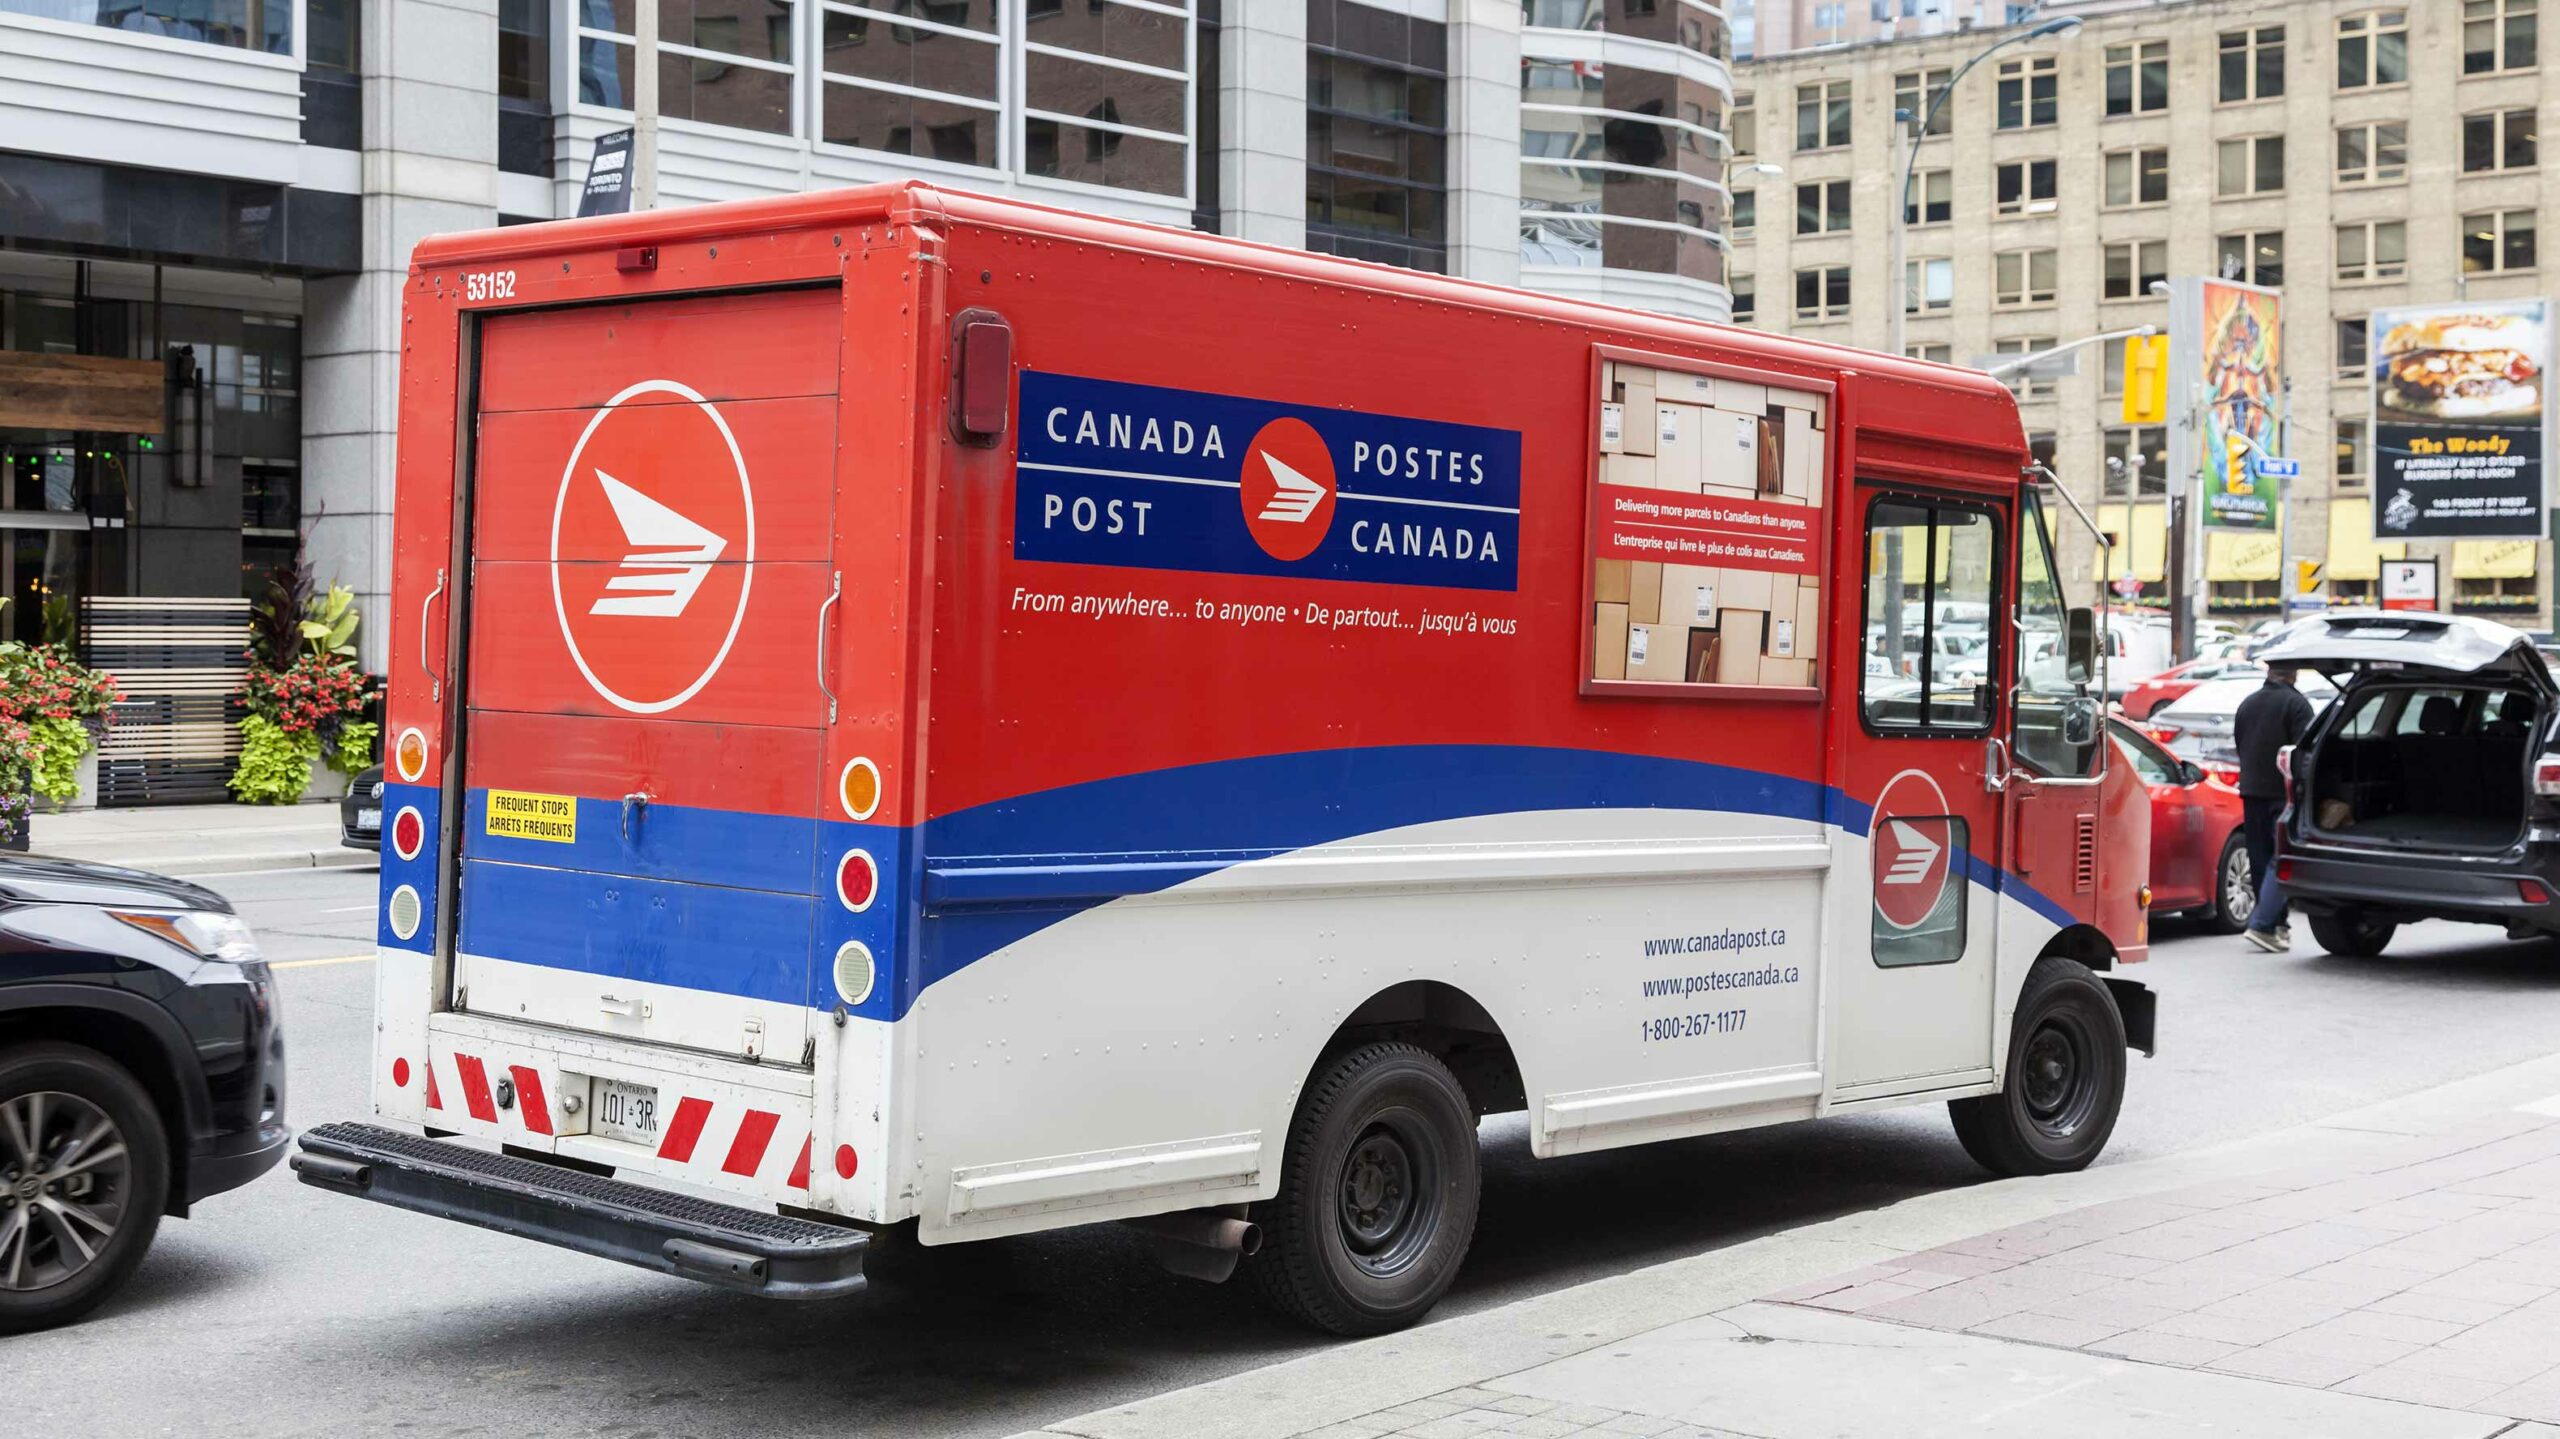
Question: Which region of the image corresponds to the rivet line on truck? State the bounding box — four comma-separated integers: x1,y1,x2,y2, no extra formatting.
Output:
291,182,2157,1336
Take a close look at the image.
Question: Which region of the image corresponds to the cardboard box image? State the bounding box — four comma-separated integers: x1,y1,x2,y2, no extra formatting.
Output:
1759,656,1813,688
1664,563,1720,626
1594,602,1630,681
1718,565,1775,614
1594,557,1631,605
1660,370,1716,406
1629,561,1665,625
1756,415,1783,495
1654,400,1706,489
1601,452,1656,489
1627,622,1691,682
1685,628,1720,683
1794,584,1822,661
1619,375,1658,457
1715,610,1766,685
1783,407,1819,500
1703,407,1759,491
1720,379,1768,414
1601,401,1626,453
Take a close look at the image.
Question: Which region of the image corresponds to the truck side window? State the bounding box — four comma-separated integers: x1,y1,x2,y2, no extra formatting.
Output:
2011,489,2100,778
1860,496,1996,733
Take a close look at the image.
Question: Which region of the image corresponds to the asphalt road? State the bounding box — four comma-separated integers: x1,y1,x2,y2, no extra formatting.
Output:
23,865,2560,1438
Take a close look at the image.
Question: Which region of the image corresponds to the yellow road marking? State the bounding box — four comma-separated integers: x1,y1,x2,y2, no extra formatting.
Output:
273,953,378,970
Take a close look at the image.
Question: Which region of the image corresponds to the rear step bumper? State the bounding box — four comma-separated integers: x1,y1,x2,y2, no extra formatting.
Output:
292,1122,868,1298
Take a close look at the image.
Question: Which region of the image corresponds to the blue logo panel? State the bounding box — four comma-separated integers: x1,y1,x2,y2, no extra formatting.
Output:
1013,370,1522,592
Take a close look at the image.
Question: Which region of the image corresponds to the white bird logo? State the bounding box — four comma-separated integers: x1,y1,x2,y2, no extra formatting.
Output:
1256,450,1328,523
588,470,727,618
1881,820,1942,885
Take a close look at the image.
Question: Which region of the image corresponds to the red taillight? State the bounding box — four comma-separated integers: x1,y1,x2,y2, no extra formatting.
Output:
2523,879,2551,904
2277,859,2295,883
2145,725,2181,747
836,850,877,913
2535,756,2560,797
391,807,425,861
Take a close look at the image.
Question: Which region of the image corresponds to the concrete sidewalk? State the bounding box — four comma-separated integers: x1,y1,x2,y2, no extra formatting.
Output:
25,800,369,878
1015,1054,2560,1439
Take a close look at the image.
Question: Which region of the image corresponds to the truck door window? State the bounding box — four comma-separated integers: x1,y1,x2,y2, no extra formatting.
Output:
1860,496,1996,733
2011,487,2100,777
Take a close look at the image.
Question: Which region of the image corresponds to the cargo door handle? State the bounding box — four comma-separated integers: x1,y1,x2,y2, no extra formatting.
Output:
816,570,842,724
420,568,448,703
621,791,652,843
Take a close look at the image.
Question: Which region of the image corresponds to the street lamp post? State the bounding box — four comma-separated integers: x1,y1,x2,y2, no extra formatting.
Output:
1890,17,2082,361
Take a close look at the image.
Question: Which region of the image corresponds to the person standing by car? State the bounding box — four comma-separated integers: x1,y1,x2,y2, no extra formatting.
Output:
2236,663,2316,952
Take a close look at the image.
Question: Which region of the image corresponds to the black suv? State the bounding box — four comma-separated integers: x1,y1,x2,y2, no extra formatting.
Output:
2266,611,2558,957
0,855,288,1330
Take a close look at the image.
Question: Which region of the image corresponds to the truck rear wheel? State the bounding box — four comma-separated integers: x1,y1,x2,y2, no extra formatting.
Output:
1250,1042,1478,1336
1948,957,2125,1177
2309,912,2396,958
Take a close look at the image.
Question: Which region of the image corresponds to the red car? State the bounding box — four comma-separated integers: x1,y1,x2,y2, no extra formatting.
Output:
2121,656,2263,720
2112,719,2253,932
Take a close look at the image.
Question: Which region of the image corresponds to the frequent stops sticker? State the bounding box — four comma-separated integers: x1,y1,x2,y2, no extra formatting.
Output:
486,790,578,843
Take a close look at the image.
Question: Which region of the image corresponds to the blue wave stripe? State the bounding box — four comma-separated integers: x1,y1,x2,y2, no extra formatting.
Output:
457,858,817,1005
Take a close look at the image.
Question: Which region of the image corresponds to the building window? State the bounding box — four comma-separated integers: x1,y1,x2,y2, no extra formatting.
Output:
1905,168,1952,225
1732,271,1755,323
1731,93,1755,157
1996,336,2057,399
2216,135,2285,197
1896,67,1953,136
2335,220,2407,282
1307,39,1451,274
2464,0,2538,74
2217,230,2283,286
1904,257,1952,314
1795,265,1851,321
2335,121,2407,185
1995,54,2057,130
2336,416,2368,484
1995,249,2057,307
1796,80,1850,151
2104,39,2169,117
1796,179,1851,235
2463,109,2538,173
2103,426,2169,497
2458,576,2540,611
1906,342,1952,363
2102,342,2127,396
2103,147,2168,207
588,0,800,137
1517,54,1730,284
0,0,288,51
497,0,546,102
2219,25,2285,103
1994,158,2058,218
2337,316,2368,379
1733,189,1756,238
2103,239,2167,300
2337,10,2408,89
2464,209,2538,275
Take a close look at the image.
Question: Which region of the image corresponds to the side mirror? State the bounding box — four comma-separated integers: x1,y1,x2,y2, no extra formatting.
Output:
2064,607,2098,686
2062,695,2100,748
2179,760,2206,785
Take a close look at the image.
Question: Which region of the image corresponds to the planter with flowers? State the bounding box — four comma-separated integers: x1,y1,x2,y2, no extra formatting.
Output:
0,599,123,837
230,580,377,805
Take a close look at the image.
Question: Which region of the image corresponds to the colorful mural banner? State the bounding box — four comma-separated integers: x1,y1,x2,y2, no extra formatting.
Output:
2196,282,2283,531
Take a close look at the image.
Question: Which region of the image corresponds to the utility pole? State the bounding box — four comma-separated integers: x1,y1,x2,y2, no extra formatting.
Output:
634,0,660,209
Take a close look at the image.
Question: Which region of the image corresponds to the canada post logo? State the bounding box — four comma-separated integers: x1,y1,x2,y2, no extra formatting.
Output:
1013,372,1520,591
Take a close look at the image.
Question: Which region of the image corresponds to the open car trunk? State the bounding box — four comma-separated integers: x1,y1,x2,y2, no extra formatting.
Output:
2262,611,2558,853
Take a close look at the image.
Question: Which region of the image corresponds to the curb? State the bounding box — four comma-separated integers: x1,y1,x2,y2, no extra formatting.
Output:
1012,1050,2560,1439
36,844,376,879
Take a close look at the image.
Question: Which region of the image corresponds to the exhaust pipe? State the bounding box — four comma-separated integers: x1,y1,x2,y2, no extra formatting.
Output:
1123,1207,1262,1285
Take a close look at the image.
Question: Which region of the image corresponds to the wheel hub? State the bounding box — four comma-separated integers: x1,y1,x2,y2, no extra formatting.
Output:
2019,1017,2096,1135
0,1090,130,1293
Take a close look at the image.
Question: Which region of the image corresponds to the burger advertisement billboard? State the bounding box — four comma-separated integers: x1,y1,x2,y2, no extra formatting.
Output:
2371,299,2549,540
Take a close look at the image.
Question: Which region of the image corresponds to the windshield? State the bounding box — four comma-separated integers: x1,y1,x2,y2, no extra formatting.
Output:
2014,486,2098,777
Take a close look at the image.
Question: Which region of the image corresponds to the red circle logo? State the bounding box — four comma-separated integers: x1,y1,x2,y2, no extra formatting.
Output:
1238,417,1336,562
551,381,756,714
1871,771,1958,932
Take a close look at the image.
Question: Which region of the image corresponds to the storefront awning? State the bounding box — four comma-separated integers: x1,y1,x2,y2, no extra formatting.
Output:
2099,502,2168,583
2325,499,2405,581
2207,529,2280,582
2454,539,2540,579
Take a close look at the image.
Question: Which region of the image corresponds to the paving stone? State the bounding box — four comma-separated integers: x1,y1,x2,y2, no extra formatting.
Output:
2148,1308,2324,1346
2257,1325,2421,1368
1484,1396,1560,1417
2022,1292,2185,1331
2386,1345,2560,1385
1759,1278,1853,1304
1399,1410,1527,1439
2033,1248,2170,1280
2205,1346,2372,1387
2245,1274,2417,1310
2190,1290,2354,1328
1953,1262,2116,1299
2410,1272,2556,1307
1894,1248,2021,1280
1438,1390,1511,1408
1492,1417,1582,1438
2158,1181,2294,1209
1379,1399,1468,1423
1296,1424,1394,1439
2088,1223,2245,1264
2369,1289,2519,1325
1592,1417,1681,1437
2302,1308,2476,1346
2480,1383,2560,1423
1963,1310,2130,1349
1858,1277,2039,1331
1797,1280,1928,1313
2331,1366,2509,1409
2084,1329,2247,1368
2096,1265,2265,1307
1542,1406,1628,1428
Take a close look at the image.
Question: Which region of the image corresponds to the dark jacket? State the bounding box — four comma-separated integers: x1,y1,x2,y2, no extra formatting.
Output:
2233,676,2316,799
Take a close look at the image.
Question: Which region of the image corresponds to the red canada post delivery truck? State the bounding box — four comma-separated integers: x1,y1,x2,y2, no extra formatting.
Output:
295,182,2154,1336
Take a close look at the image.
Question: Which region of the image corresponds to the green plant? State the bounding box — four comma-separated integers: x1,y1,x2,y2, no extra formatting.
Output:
301,583,360,660
333,719,380,775
25,716,87,804
249,552,315,674
228,715,322,805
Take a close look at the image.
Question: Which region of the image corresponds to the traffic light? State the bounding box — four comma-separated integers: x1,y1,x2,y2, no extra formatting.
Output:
2226,434,2251,494
2120,334,2167,425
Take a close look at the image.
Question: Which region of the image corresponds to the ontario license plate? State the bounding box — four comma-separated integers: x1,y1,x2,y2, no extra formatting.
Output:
356,807,381,831
592,1078,660,1145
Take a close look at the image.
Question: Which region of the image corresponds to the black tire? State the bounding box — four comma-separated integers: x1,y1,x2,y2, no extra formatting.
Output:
2309,911,2397,958
0,1042,169,1334
1250,1042,1479,1337
1948,957,2126,1177
2205,830,2254,934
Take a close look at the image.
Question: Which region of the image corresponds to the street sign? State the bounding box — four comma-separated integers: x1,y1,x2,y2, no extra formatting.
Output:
2286,595,2326,612
2381,557,2439,612
1970,350,2081,380
2111,574,2144,599
2252,456,2301,480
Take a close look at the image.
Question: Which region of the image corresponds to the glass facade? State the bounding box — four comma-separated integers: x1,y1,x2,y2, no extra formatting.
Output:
0,0,289,53
1306,0,1449,272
